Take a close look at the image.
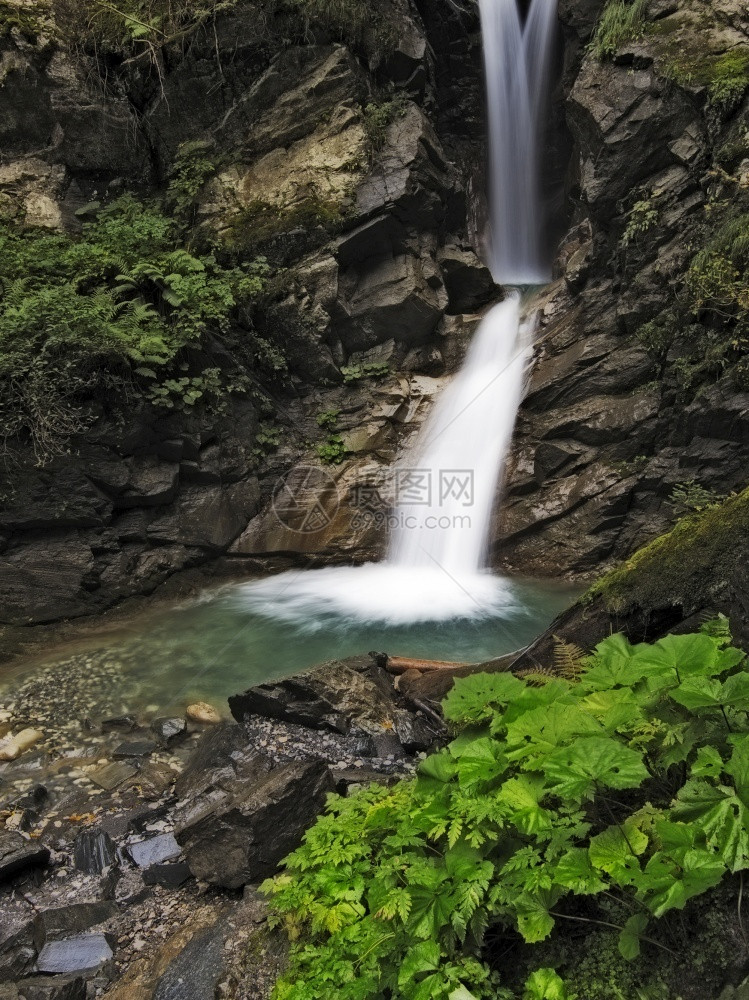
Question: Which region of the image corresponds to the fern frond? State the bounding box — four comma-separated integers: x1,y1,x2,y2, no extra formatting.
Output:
552,635,586,679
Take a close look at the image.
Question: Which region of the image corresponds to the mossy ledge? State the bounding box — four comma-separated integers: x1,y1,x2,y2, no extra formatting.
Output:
585,486,749,615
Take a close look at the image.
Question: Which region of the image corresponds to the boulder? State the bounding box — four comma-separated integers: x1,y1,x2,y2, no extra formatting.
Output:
33,903,119,949
127,833,181,868
175,760,334,888
0,832,50,883
0,914,36,980
229,660,397,735
73,829,117,876
437,245,498,314
0,539,95,626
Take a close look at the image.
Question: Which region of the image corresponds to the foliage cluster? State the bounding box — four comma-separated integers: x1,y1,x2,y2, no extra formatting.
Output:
341,361,390,383
620,196,659,252
263,621,749,999
166,140,217,225
585,487,749,616
362,94,408,154
589,0,649,62
0,196,267,462
317,433,347,464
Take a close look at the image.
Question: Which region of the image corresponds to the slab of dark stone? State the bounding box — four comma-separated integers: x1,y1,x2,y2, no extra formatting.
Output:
33,902,118,949
152,921,224,1000
112,739,156,759
73,829,117,875
0,831,50,883
100,717,139,733
0,913,36,980
142,861,192,888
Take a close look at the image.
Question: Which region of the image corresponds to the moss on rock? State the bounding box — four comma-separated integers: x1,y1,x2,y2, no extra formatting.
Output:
585,486,749,614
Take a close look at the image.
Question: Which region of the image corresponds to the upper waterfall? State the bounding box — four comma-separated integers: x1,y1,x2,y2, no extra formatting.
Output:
481,0,557,284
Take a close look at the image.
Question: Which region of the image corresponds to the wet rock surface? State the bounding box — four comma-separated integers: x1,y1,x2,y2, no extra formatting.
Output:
0,651,440,997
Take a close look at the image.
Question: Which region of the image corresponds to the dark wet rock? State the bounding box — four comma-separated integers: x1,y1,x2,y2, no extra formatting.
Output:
0,914,36,980
0,831,50,883
142,862,193,889
437,245,498,314
75,829,117,875
229,660,396,736
0,539,96,626
35,935,113,975
33,902,119,949
100,717,139,733
392,710,440,753
87,762,138,792
112,739,156,760
151,921,224,1000
127,833,181,868
150,718,187,747
333,769,401,795
368,732,405,759
175,760,334,888
173,725,268,804
16,976,86,1000
134,762,177,800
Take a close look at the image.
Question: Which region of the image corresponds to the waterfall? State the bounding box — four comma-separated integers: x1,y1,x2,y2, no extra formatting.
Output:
388,293,528,576
238,0,556,624
387,0,556,579
481,0,557,284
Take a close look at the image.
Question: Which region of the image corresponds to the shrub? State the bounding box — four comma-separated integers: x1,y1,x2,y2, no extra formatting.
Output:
589,0,649,62
0,196,266,462
263,621,749,999
317,433,346,464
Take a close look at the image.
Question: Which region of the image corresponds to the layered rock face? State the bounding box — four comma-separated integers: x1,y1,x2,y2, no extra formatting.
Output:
494,0,749,578
0,0,496,625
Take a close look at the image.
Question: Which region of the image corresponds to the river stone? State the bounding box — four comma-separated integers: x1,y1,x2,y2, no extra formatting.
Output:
36,934,113,974
175,760,335,888
112,739,156,759
228,660,396,735
100,716,138,733
0,831,50,883
16,977,86,1000
127,833,181,868
151,717,187,746
88,761,138,791
73,828,117,875
186,702,222,725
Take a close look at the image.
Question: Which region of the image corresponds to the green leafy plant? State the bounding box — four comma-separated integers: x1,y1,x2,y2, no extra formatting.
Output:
0,196,267,462
362,94,408,153
589,0,649,62
166,140,216,225
340,361,390,383
668,480,723,515
620,196,659,251
316,408,340,430
263,621,749,998
317,433,346,465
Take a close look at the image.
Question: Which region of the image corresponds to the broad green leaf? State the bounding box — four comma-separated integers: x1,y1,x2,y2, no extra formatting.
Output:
727,734,749,793
398,940,440,986
580,633,640,690
673,779,749,872
497,775,552,835
633,633,722,679
638,849,725,917
720,672,749,709
654,819,697,860
670,676,723,710
553,847,606,895
419,752,457,784
506,703,602,760
408,885,455,940
498,680,574,729
523,967,569,1000
448,736,507,789
589,822,648,884
691,745,725,779
515,888,561,943
449,988,478,1000
618,913,649,959
580,688,643,732
442,672,526,724
542,737,649,799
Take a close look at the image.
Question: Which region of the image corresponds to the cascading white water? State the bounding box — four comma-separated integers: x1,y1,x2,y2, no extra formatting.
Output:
481,0,557,284
236,0,556,624
388,292,528,576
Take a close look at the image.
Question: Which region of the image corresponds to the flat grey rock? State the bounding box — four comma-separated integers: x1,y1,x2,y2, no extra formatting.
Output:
36,934,113,974
128,832,181,867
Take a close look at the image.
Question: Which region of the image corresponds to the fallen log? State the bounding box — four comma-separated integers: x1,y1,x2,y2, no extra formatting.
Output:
370,652,472,674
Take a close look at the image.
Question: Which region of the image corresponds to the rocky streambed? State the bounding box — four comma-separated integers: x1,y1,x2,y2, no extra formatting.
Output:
0,654,445,1000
